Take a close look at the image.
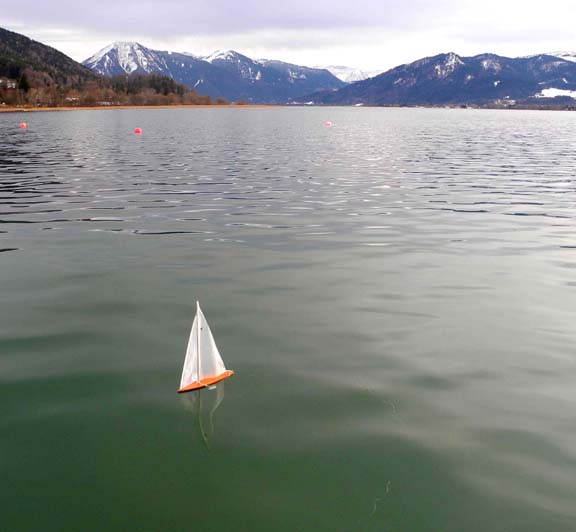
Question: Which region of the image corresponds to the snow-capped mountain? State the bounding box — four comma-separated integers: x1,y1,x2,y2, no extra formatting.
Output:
257,59,345,94
202,51,345,98
546,51,576,63
296,52,576,105
84,42,239,99
83,43,344,103
258,59,336,80
320,65,384,83
204,50,283,84
84,42,171,76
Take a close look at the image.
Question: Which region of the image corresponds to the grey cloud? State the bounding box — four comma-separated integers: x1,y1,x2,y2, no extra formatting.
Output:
3,0,575,70
3,0,460,37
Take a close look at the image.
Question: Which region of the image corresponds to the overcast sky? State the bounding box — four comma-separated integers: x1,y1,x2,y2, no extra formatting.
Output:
2,0,575,70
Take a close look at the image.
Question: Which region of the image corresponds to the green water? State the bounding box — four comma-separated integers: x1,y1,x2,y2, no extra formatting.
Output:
1,107,576,531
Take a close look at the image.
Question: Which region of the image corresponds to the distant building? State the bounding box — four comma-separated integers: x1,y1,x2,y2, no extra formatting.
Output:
0,78,17,89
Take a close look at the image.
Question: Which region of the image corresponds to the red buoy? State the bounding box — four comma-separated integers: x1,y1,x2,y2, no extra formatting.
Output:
19,122,27,129
133,127,142,135
325,121,332,127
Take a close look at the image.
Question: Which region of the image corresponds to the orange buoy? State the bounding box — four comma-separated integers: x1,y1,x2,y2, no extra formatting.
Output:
19,122,27,129
134,127,142,135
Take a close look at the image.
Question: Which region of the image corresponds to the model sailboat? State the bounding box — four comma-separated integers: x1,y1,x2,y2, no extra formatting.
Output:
178,302,234,393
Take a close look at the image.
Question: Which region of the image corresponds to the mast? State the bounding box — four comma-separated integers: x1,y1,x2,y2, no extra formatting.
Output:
196,301,201,381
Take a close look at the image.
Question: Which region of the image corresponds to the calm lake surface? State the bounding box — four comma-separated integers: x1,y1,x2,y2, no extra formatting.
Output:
2,107,576,531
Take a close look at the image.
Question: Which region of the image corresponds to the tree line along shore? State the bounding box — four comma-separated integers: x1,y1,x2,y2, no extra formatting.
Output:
0,71,240,108
0,103,277,113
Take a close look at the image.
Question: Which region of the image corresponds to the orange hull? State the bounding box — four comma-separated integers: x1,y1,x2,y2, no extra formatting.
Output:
177,370,234,393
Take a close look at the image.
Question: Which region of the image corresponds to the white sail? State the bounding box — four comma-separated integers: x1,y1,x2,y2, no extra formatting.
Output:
180,314,200,389
179,302,228,390
197,305,227,379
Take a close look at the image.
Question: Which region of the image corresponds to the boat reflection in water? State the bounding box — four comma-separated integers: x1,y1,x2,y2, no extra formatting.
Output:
180,382,226,449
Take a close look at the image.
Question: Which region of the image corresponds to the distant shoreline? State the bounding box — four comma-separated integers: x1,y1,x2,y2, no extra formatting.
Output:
1,103,573,114
0,104,281,113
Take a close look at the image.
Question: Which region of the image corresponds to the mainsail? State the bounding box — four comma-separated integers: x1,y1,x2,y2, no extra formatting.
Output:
178,302,234,393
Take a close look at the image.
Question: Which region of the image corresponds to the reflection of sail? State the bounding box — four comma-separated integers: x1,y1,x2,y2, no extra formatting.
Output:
180,382,225,448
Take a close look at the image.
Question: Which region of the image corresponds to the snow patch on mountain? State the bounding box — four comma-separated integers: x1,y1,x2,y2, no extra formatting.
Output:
204,50,264,82
539,51,576,63
480,58,501,72
523,51,576,64
85,42,116,65
433,53,465,78
204,50,240,63
536,87,576,98
320,65,383,83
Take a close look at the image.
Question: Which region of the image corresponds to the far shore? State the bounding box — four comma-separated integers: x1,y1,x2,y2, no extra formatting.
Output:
0,104,282,113
1,103,573,114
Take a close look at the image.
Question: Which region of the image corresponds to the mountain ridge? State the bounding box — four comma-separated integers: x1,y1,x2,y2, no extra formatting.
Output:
295,51,576,106
83,42,345,103
0,26,98,88
5,27,576,108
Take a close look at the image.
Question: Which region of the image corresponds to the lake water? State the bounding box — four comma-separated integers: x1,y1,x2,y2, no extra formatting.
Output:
2,107,576,531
